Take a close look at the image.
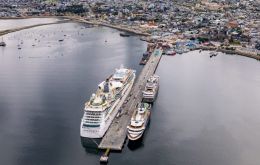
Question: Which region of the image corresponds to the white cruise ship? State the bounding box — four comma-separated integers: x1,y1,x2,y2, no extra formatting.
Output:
80,66,136,140
127,103,151,141
142,75,159,103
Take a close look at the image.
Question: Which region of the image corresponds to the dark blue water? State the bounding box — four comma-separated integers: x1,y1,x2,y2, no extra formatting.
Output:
1,20,260,165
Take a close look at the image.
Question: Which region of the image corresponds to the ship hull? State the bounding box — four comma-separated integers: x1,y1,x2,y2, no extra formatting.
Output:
142,97,155,103
128,133,144,141
80,137,101,148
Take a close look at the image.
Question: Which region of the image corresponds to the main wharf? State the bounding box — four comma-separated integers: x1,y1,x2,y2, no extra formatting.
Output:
98,47,162,151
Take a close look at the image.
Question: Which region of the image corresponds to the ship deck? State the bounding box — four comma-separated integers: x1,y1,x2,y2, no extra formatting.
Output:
98,48,162,151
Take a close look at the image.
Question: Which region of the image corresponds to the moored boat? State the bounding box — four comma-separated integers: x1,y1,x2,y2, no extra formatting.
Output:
209,52,218,58
139,52,150,65
0,37,6,47
166,50,176,56
127,103,151,141
120,32,130,37
142,75,159,103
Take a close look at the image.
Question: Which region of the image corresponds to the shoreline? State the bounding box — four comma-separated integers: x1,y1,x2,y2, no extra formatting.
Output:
0,16,151,37
0,19,70,36
63,16,151,36
0,16,258,61
200,46,260,61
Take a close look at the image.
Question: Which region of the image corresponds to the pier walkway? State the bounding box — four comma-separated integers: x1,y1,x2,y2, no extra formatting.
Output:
98,48,162,150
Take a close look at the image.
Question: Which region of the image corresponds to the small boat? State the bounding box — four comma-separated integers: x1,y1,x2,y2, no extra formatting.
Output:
120,32,130,37
175,49,183,54
100,149,110,163
139,52,150,65
209,52,218,58
0,37,6,47
58,39,64,42
166,50,176,56
139,58,148,65
140,36,147,41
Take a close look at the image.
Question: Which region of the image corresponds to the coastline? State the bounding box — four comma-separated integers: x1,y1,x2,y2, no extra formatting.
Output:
0,19,70,36
200,46,260,61
0,16,150,37
0,16,258,61
63,16,151,36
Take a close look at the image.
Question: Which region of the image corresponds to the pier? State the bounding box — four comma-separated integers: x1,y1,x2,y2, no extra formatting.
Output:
98,47,162,151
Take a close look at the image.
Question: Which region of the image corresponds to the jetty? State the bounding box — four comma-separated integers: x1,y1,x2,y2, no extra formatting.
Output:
65,16,151,37
98,47,162,151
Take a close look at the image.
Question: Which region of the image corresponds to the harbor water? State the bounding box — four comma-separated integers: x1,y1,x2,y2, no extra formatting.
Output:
1,19,260,165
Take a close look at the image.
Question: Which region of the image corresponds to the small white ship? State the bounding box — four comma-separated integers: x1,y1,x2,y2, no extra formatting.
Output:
80,66,136,142
127,103,151,141
142,75,159,103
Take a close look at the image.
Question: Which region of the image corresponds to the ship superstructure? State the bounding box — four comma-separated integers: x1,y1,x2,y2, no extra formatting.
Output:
127,103,151,141
80,66,136,139
142,75,159,103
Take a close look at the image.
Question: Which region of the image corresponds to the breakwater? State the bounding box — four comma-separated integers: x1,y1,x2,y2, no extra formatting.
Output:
0,20,70,36
64,16,151,36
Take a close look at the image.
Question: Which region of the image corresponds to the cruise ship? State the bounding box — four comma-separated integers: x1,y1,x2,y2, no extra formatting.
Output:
127,103,151,141
80,66,136,144
142,75,159,103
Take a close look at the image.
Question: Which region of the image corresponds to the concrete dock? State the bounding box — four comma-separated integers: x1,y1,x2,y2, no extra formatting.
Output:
98,47,162,150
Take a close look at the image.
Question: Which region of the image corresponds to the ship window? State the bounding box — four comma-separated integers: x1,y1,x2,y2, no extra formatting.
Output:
83,124,100,127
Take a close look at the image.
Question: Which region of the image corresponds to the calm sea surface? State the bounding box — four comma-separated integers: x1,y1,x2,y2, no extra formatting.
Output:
0,19,260,165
